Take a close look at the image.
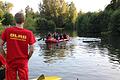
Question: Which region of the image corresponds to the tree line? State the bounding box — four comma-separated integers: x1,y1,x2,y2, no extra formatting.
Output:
0,0,120,37
77,0,120,37
0,0,78,35
36,0,77,33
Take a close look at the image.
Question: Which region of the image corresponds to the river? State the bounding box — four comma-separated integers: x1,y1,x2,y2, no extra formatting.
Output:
29,37,120,80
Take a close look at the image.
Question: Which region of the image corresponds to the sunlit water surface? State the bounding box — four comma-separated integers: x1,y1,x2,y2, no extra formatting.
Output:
29,37,120,80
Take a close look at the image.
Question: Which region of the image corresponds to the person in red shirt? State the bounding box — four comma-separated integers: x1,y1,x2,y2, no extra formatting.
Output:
0,54,6,80
0,12,36,80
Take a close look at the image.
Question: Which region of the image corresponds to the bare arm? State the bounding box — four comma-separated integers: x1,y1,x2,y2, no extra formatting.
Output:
0,40,6,58
28,44,34,60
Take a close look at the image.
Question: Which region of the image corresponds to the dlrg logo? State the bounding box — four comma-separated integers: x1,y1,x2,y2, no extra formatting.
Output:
10,33,27,41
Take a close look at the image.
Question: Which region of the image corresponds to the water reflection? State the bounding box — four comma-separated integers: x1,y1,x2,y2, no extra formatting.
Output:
29,37,120,80
38,41,70,63
102,36,120,64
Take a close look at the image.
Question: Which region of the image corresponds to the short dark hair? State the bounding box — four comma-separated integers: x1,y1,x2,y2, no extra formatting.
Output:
15,13,25,24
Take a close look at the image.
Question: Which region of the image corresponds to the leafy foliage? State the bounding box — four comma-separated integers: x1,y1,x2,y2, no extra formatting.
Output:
110,9,120,35
0,1,13,27
0,1,13,12
2,12,13,26
36,17,56,32
76,0,120,37
37,0,78,32
24,6,37,33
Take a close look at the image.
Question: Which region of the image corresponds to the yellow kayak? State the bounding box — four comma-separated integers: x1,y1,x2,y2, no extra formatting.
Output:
31,74,62,80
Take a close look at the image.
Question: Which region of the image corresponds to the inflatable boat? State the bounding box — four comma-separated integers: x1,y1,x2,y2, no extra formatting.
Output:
45,38,69,43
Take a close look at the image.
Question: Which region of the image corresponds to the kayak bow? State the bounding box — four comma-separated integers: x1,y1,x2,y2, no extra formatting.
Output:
31,74,62,80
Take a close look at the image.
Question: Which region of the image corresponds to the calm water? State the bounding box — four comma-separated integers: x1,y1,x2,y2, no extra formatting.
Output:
29,37,120,80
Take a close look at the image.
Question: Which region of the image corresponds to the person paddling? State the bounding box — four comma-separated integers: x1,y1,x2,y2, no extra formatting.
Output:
0,12,36,80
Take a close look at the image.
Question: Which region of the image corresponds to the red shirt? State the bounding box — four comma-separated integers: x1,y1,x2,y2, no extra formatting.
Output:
0,54,6,67
1,27,36,63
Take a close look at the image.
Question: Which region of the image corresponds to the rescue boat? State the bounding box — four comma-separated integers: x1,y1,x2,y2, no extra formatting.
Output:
45,38,69,43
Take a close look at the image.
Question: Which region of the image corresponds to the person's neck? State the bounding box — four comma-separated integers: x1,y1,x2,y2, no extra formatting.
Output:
16,24,23,28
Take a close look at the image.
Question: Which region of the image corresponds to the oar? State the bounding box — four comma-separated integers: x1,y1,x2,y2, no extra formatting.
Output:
38,38,43,41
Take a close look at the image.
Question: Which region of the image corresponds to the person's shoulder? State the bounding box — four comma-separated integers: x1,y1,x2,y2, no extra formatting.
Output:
4,27,14,32
5,27,13,30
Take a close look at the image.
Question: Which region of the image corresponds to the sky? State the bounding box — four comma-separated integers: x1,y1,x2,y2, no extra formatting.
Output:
67,0,111,12
1,0,111,15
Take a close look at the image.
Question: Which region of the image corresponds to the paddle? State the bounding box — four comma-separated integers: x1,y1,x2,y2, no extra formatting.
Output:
38,38,43,41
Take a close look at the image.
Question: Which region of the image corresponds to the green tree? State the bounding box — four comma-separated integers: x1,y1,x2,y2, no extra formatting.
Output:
36,18,48,31
76,12,92,35
36,17,56,32
0,1,13,27
110,9,120,35
47,20,56,31
0,1,13,12
104,0,120,36
2,12,13,26
25,5,35,18
0,23,4,35
69,2,78,24
0,8,4,18
105,0,120,11
57,0,69,28
24,6,36,33
38,0,78,31
4,2,13,12
77,12,103,36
